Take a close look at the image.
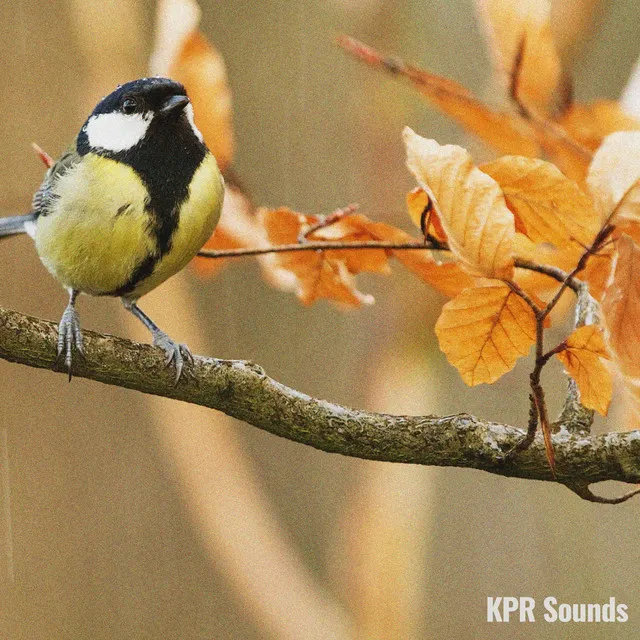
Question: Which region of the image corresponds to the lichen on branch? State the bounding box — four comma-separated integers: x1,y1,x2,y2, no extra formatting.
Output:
1,304,639,504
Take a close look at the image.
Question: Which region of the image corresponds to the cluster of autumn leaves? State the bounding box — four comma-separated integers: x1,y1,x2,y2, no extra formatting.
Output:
149,0,640,428
406,127,640,417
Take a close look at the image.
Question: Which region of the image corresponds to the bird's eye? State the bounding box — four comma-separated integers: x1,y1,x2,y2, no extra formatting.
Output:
122,96,138,114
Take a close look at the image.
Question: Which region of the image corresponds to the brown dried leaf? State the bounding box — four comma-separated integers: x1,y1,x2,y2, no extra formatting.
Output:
395,252,481,299
313,215,478,297
558,100,640,153
312,215,391,275
258,208,375,307
556,325,612,415
481,156,599,246
601,234,640,378
435,283,537,385
512,235,575,300
586,131,640,224
404,128,516,278
581,245,614,301
363,221,480,298
475,0,563,113
338,36,539,157
151,0,234,171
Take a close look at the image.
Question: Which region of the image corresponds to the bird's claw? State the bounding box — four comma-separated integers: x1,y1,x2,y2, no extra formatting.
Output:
153,330,192,382
56,305,84,381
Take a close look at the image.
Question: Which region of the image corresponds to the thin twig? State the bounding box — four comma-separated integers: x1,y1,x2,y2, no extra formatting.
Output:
504,280,542,315
198,240,442,259
529,310,557,475
513,218,615,464
297,204,359,243
419,195,434,240
513,258,582,293
540,224,614,322
567,482,640,505
198,241,597,286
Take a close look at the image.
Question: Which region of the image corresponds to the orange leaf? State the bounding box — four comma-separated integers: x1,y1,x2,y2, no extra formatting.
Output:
556,325,612,416
151,0,234,171
312,215,392,276
481,156,599,247
601,234,640,378
540,139,592,184
581,245,614,302
258,208,375,307
511,232,611,304
404,128,515,278
338,36,539,157
475,0,563,114
558,100,640,153
395,252,481,299
512,233,573,298
362,221,480,298
586,132,640,224
435,283,537,385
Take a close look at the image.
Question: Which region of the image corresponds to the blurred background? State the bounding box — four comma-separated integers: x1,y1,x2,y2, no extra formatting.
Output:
1,0,640,638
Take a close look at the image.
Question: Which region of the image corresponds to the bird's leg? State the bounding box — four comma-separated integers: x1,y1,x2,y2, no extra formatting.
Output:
57,289,83,381
121,298,193,382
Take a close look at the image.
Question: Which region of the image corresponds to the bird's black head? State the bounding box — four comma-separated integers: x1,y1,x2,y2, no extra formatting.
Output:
76,77,206,158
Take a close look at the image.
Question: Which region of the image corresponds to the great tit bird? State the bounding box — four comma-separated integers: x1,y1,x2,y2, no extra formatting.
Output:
0,77,224,380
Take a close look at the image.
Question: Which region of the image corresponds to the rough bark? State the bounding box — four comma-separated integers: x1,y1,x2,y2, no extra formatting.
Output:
1,305,640,500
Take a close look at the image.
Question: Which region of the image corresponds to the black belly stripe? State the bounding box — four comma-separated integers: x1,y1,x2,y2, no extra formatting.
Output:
112,254,158,296
82,116,208,297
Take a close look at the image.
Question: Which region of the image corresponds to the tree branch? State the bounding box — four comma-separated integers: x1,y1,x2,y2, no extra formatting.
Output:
2,305,640,501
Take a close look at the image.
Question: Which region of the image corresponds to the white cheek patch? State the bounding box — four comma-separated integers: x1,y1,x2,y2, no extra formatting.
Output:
184,103,204,142
85,112,152,152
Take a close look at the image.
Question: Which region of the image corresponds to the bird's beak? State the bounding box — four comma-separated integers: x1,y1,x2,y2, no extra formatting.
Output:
160,95,190,116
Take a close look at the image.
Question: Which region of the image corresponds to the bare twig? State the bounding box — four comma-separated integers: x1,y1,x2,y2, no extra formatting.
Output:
513,258,582,293
513,237,605,465
566,482,640,505
504,280,542,315
297,204,359,243
197,240,441,259
197,241,594,290
513,220,614,464
540,225,613,323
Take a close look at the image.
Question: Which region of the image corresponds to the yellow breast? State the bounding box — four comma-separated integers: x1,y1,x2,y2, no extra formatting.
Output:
129,152,223,298
35,152,223,297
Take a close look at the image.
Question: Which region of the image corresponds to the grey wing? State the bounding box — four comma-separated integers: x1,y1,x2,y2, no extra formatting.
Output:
32,147,81,217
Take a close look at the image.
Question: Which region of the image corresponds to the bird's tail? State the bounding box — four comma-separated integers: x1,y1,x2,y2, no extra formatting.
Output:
0,213,37,239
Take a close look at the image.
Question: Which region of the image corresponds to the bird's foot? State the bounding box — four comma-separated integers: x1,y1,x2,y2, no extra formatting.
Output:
56,305,84,381
152,330,193,382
